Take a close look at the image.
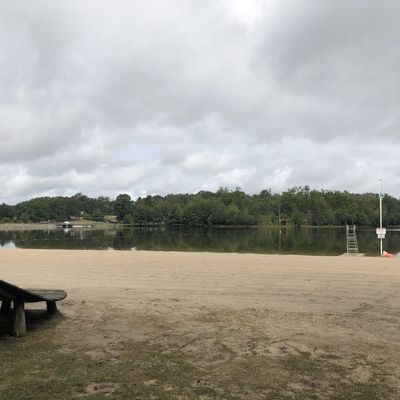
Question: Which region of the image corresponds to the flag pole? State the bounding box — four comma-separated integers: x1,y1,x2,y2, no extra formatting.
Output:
379,179,383,256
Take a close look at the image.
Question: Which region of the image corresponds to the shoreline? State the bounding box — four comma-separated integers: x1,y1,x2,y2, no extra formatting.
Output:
0,221,116,230
0,223,58,230
0,222,379,230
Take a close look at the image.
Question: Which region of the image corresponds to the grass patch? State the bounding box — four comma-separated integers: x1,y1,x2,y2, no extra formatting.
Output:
0,326,395,400
0,336,238,400
279,353,390,400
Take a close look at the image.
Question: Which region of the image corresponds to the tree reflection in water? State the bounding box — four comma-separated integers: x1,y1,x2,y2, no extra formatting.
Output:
0,226,394,256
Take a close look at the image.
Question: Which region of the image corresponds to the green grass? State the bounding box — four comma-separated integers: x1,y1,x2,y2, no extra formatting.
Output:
0,336,238,400
0,322,395,400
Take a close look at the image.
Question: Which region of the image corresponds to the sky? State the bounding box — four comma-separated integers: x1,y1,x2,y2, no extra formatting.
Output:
0,0,399,204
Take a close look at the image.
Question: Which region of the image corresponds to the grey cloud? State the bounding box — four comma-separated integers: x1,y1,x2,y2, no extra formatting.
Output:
251,0,400,140
0,0,399,204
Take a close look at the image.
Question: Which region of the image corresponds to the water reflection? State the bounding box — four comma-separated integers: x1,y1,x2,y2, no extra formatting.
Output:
0,226,397,255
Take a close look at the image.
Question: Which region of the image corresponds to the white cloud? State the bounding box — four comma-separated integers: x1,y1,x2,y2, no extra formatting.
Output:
222,0,275,25
0,0,399,204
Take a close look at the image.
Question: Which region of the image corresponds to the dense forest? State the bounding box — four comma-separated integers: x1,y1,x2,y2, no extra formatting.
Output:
0,187,399,227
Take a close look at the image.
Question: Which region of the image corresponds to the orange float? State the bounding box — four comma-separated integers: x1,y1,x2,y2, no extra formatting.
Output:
383,251,395,258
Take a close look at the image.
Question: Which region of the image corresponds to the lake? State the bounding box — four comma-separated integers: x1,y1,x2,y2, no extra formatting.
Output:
0,226,397,256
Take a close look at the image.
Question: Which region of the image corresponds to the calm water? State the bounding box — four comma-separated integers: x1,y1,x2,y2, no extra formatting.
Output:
0,226,398,256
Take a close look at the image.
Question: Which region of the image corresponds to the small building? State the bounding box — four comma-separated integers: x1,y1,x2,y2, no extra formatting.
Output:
61,221,73,229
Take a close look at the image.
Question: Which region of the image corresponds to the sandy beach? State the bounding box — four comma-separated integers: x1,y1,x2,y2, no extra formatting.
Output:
1,250,400,398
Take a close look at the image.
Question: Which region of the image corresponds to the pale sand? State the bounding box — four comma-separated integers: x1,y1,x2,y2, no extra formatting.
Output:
1,249,400,393
1,249,399,312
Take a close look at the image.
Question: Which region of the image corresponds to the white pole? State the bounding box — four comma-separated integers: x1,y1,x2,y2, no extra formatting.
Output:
379,179,383,255
379,181,383,229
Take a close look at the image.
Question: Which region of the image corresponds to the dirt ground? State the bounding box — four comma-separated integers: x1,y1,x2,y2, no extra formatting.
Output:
1,249,400,399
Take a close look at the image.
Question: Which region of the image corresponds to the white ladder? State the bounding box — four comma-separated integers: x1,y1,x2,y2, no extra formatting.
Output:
346,225,359,255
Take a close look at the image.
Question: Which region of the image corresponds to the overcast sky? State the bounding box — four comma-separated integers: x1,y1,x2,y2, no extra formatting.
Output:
0,0,399,204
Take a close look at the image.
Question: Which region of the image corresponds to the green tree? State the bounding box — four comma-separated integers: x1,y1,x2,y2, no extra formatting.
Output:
114,194,132,222
166,205,183,226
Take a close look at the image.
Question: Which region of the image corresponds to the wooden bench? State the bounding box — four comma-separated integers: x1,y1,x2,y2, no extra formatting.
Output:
0,280,67,337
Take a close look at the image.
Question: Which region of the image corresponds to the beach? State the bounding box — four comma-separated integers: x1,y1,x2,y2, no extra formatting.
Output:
1,250,400,398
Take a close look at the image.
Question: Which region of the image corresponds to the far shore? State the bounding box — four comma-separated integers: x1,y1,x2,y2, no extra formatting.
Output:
0,221,115,230
0,221,363,230
0,222,58,230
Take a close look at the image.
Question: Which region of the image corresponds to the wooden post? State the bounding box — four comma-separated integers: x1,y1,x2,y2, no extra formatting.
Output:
46,301,57,313
13,301,26,337
0,300,11,315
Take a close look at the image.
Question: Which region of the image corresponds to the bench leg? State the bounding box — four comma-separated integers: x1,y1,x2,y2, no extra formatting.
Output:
13,301,26,337
47,301,57,313
0,300,11,315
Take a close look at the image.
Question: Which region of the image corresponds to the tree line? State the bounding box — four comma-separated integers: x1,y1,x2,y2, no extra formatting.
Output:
0,187,399,227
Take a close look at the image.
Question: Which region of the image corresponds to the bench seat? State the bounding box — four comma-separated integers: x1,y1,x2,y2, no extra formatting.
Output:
0,280,67,337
